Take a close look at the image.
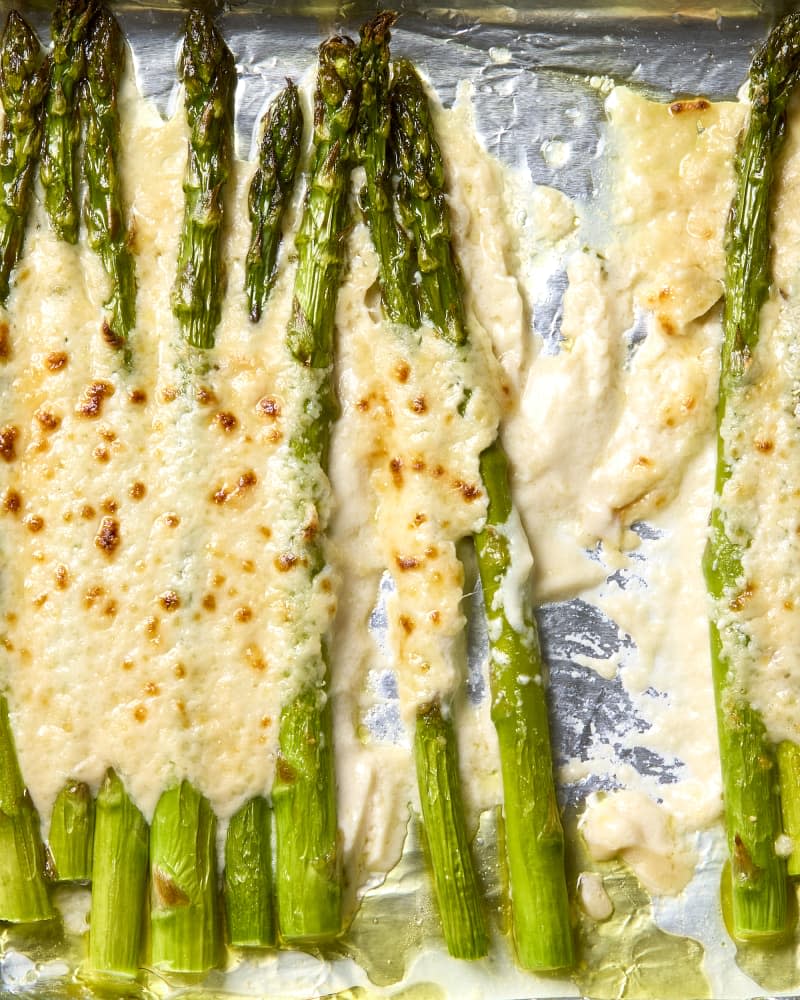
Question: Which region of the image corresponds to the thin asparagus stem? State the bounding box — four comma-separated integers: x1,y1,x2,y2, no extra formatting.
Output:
701,13,800,941
778,742,800,876
415,703,488,959
48,779,94,883
356,15,487,960
172,8,235,350
0,11,48,304
224,796,274,948
41,0,96,243
80,5,136,362
389,58,573,970
88,769,148,981
0,693,53,923
245,80,303,323
356,11,418,328
150,779,220,974
273,34,360,945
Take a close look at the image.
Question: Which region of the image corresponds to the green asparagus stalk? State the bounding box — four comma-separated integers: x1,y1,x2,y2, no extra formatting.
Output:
273,34,360,945
778,742,800,876
80,5,137,362
415,703,488,959
245,80,303,323
48,779,94,882
0,693,53,923
0,12,48,304
88,769,148,981
390,61,464,346
224,796,274,947
356,12,418,328
172,8,235,350
41,0,96,243
390,59,573,970
701,13,800,941
150,779,220,974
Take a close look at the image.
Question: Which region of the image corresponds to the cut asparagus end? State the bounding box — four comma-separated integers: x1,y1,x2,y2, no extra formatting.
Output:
48,779,95,883
88,768,148,981
0,694,53,923
150,779,220,974
779,741,800,877
224,795,274,948
414,702,488,960
476,442,574,971
273,683,341,944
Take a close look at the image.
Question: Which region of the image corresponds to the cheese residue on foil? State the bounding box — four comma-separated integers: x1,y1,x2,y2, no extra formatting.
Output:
0,36,793,919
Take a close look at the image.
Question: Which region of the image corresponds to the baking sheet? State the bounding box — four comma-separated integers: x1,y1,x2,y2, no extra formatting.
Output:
0,2,795,998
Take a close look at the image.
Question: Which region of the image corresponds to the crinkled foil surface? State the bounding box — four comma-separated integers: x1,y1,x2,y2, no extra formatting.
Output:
1,2,796,999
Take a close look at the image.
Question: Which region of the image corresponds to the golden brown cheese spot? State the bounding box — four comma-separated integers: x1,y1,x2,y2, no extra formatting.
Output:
755,438,774,454
162,512,180,528
173,663,186,680
396,554,420,571
144,681,160,697
101,321,123,350
411,396,427,414
34,408,61,433
394,361,411,383
196,385,218,406
256,395,281,419
201,593,216,612
242,559,255,573
93,445,111,463
84,586,105,609
275,553,298,572
128,388,147,405
103,600,118,617
95,516,120,555
99,426,116,443
356,398,370,413
454,479,480,502
234,606,253,623
668,97,711,115
390,457,403,488
246,645,267,671
24,514,44,533
0,425,19,461
429,610,441,625
133,704,147,723
122,658,134,671
161,385,178,403
54,564,69,589
81,504,96,520
101,497,118,514
144,616,159,640
399,614,415,634
214,411,238,432
45,351,68,372
33,592,48,608
3,489,21,514
729,583,756,613
77,380,114,419
159,590,180,612
211,470,257,505
0,321,9,361
129,481,146,501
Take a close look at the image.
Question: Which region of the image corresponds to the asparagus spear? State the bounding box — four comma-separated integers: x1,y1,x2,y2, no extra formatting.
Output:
0,12,48,304
172,8,235,350
48,779,94,882
356,16,487,959
245,80,303,323
778,742,800,876
390,59,573,970
356,11,418,328
41,0,96,243
224,795,274,947
415,703,488,959
150,779,220,974
88,769,148,981
80,5,137,362
701,14,800,941
0,693,53,923
273,34,360,944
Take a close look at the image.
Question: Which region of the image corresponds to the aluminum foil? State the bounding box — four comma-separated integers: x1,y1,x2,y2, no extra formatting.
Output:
1,3,796,999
